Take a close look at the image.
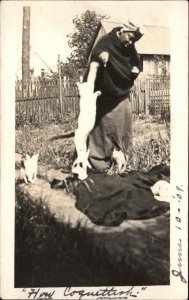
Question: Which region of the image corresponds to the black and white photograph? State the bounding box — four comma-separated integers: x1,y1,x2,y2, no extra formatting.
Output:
1,1,188,299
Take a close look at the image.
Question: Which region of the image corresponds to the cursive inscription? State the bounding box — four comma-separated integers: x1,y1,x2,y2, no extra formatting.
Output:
22,286,147,299
64,286,147,300
172,238,187,283
171,185,187,284
22,288,55,299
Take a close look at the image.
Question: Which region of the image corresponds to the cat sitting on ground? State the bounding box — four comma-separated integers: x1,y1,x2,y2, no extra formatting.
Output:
20,153,39,183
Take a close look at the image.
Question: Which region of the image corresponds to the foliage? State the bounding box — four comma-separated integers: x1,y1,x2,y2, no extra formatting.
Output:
66,10,109,79
154,55,168,76
18,8,109,88
60,61,82,81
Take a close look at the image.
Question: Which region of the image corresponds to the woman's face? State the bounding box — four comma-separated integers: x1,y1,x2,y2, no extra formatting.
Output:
118,30,136,47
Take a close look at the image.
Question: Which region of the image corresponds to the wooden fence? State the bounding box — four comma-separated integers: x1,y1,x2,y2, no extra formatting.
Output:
130,75,170,115
15,77,80,124
15,75,170,125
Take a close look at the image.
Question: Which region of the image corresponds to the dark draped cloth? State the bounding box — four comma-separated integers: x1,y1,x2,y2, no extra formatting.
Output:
88,28,142,101
75,165,170,226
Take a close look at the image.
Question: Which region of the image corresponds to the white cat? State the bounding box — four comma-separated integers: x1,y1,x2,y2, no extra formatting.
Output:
20,153,39,183
151,180,170,202
72,82,101,180
74,81,101,152
112,149,128,173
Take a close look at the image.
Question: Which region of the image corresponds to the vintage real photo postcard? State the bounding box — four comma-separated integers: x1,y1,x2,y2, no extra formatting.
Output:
1,1,188,299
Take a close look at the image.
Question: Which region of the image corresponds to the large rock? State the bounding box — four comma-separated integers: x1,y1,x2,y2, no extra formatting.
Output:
17,176,170,285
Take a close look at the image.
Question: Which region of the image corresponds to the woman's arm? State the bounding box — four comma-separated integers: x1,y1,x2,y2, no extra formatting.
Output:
87,61,100,88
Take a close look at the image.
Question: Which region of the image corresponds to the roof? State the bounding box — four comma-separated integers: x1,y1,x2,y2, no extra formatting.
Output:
88,20,170,57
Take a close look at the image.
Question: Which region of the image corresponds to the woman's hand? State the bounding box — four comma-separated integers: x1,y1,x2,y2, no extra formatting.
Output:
99,51,109,67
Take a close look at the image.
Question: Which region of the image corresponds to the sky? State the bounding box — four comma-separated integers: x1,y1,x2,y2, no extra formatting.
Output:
2,0,187,77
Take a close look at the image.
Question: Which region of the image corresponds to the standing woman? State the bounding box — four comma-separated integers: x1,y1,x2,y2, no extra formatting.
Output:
72,21,144,178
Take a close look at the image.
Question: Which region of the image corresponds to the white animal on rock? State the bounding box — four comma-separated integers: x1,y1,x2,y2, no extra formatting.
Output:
71,150,91,180
151,180,170,202
112,149,128,173
20,153,39,183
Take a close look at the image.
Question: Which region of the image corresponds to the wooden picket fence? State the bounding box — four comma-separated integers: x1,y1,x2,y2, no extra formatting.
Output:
15,77,80,125
15,75,170,126
130,75,170,115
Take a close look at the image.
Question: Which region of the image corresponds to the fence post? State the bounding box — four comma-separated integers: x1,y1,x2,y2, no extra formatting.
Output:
58,54,63,115
145,77,150,115
22,7,30,99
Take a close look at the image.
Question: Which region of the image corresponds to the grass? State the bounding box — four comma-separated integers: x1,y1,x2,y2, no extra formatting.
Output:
16,119,77,170
15,114,170,171
127,117,170,172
